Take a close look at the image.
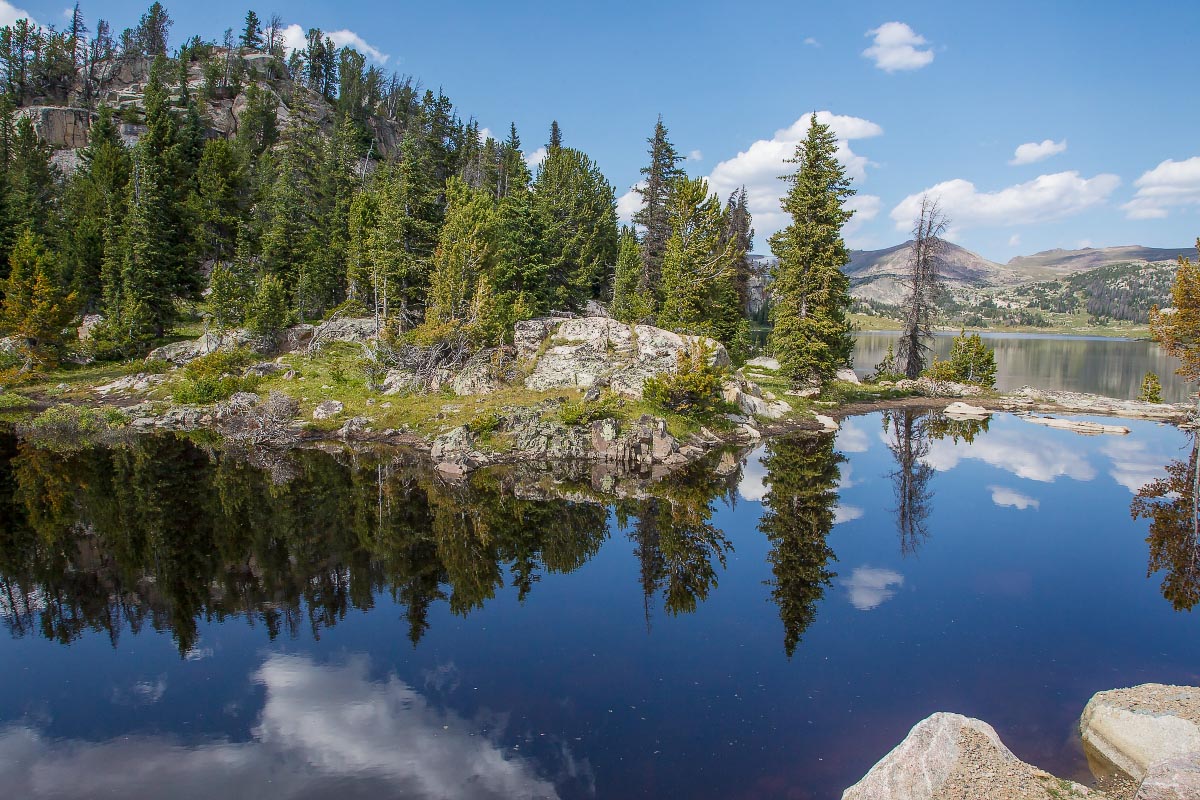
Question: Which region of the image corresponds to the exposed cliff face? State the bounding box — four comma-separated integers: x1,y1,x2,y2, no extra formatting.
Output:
24,48,406,170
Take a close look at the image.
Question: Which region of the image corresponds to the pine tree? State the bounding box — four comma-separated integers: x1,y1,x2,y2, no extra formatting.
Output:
135,3,172,56
533,146,618,308
722,187,754,311
425,177,496,331
768,116,856,386
493,184,548,316
60,105,130,309
548,120,562,150
657,177,749,359
632,116,683,315
188,138,246,263
611,227,649,323
240,10,263,50
6,116,57,242
0,229,77,368
1151,240,1200,394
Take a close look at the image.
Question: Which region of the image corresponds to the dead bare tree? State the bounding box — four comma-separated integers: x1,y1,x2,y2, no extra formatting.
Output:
897,195,949,379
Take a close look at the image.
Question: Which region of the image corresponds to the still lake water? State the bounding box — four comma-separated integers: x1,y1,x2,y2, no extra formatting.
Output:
1,413,1198,799
852,331,1191,402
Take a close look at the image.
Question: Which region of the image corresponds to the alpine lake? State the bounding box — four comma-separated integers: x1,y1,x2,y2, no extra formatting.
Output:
1,333,1197,799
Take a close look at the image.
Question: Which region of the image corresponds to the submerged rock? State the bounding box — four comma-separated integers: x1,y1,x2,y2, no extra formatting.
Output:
842,712,1100,800
944,401,991,420
1081,684,1200,784
1021,415,1131,436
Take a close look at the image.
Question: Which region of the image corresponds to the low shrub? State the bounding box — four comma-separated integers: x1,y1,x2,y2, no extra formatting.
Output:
922,329,997,388
559,392,621,426
467,410,504,436
174,349,259,404
19,404,126,441
643,345,728,417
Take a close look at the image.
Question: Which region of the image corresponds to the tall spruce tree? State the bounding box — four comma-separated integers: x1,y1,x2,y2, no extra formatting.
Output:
632,116,683,315
768,117,856,386
425,177,496,331
240,10,263,50
722,187,754,312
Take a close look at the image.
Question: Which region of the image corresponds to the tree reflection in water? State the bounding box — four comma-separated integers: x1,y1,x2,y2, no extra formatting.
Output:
882,409,991,556
0,431,747,653
758,433,842,657
1131,433,1200,611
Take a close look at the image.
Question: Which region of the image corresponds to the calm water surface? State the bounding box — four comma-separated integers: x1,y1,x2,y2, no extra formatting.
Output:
853,330,1190,402
1,416,1198,799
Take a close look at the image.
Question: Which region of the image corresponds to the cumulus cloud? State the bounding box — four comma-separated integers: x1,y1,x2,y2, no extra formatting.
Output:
688,149,703,162
1,1,35,27
738,450,768,502
923,429,1096,483
1008,233,1022,247
891,171,1120,233
988,486,1040,510
0,655,563,799
1122,156,1200,220
525,146,548,169
862,22,934,72
1009,139,1067,166
616,182,644,226
803,37,820,47
841,567,904,610
837,419,871,453
279,24,390,64
708,111,883,244
834,504,864,524
1100,439,1169,494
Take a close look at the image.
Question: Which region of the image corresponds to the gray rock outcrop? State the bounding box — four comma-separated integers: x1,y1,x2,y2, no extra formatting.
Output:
842,712,1099,800
517,316,730,398
14,106,93,149
312,400,344,421
1000,387,1190,423
1081,684,1200,786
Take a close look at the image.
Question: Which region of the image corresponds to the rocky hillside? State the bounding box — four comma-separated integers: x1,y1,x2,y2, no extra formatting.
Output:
846,241,1017,305
1006,245,1196,279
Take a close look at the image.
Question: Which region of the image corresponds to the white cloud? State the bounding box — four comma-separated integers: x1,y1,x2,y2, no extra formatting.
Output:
708,111,883,245
923,429,1096,483
1100,439,1169,494
1077,239,1094,248
1,1,36,27
0,654,563,799
1122,156,1200,220
524,146,548,169
837,419,871,453
803,37,820,47
834,504,864,524
478,127,494,143
616,182,644,226
891,171,1121,233
278,24,390,65
738,451,768,502
863,22,934,72
841,567,904,610
1008,233,1021,247
988,486,1040,510
1009,139,1067,166
688,149,703,162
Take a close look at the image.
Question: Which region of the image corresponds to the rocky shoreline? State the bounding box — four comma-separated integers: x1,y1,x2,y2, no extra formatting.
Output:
843,684,1200,800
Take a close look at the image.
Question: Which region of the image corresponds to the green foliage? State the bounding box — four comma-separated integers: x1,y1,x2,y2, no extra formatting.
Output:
244,273,291,336
0,391,30,410
20,404,127,444
0,230,78,368
174,348,259,404
923,329,997,388
1139,371,1163,403
611,227,649,323
643,345,728,417
768,117,855,386
467,410,504,435
869,342,904,382
558,393,621,426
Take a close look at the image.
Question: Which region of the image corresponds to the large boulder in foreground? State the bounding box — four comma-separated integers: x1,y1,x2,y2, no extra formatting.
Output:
1081,684,1200,785
842,712,1100,800
516,316,730,398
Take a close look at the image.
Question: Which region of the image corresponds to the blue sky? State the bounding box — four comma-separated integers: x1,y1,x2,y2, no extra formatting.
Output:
6,0,1200,261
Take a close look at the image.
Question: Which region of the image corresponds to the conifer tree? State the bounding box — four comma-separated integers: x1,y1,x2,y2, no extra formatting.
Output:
493,185,548,315
611,227,649,323
60,105,130,309
6,116,57,243
0,229,77,367
240,10,263,50
656,177,749,359
548,120,562,150
425,177,496,331
722,187,754,311
533,146,618,308
632,116,683,314
769,117,856,386
188,138,247,264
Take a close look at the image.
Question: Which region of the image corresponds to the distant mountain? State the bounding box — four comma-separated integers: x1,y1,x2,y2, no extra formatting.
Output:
1005,246,1195,279
845,241,1194,305
845,241,1015,305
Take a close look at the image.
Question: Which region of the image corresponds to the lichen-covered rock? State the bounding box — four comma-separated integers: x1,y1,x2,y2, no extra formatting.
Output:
519,316,730,398
836,368,861,385
15,106,93,149
148,328,274,364
1001,387,1190,423
1137,754,1200,800
430,425,475,463
94,373,168,395
894,377,985,397
1081,684,1200,783
842,712,1100,800
311,400,344,421
723,378,791,419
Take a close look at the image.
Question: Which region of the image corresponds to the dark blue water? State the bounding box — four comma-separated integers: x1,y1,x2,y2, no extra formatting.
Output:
0,414,1197,799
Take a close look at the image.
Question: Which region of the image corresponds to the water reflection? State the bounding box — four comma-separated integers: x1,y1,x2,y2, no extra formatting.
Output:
757,434,842,657
1131,435,1200,611
0,653,570,800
